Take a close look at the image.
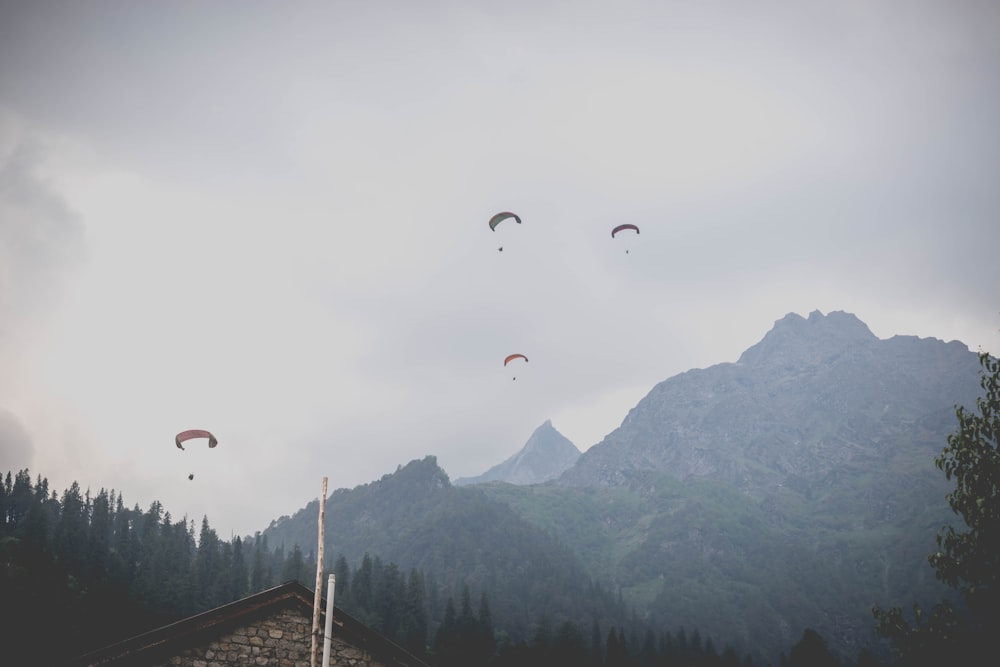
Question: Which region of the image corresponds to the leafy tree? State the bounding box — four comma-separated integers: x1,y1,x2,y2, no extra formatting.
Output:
930,351,1000,620
874,350,999,664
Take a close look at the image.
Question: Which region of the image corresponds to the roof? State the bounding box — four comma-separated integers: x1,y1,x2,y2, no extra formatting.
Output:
66,580,430,667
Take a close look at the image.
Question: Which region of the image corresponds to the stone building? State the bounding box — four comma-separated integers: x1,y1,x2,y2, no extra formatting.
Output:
67,581,430,667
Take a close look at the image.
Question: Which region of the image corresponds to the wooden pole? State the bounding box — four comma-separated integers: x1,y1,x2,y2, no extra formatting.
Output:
311,476,327,667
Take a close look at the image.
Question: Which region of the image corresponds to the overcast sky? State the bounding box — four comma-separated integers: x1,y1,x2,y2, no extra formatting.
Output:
1,0,997,538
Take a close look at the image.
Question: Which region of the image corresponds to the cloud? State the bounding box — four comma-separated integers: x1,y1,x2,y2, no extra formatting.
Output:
0,112,85,338
0,111,87,477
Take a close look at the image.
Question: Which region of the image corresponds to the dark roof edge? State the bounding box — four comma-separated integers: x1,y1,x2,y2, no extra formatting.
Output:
67,580,429,667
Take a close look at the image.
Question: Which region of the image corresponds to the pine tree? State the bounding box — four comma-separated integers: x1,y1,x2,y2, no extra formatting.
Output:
475,591,496,662
333,554,351,607
401,568,428,655
433,596,459,667
87,488,112,581
229,535,249,600
250,533,271,592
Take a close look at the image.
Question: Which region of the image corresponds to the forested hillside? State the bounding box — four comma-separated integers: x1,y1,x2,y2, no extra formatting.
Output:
1,466,855,666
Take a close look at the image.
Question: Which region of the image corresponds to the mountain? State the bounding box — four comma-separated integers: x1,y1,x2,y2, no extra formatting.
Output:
260,456,626,640
559,310,978,493
261,310,984,664
453,419,581,486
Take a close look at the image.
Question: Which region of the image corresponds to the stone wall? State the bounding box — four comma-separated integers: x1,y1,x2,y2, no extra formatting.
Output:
153,607,387,667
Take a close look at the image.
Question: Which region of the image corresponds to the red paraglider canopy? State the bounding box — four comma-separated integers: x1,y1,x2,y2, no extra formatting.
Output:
175,429,218,451
504,353,528,366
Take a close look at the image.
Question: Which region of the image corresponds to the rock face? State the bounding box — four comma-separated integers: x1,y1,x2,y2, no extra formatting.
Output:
455,420,581,486
558,309,981,494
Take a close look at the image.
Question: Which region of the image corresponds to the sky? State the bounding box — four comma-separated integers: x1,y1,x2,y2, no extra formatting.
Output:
1,0,998,539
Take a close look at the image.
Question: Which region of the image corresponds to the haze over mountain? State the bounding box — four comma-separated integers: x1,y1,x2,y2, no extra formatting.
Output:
261,309,984,663
453,419,580,486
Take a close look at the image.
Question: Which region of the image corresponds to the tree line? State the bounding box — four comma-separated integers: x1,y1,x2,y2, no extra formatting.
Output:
0,466,864,666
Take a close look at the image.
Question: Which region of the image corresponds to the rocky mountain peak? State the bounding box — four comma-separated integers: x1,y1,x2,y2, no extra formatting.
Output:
737,310,877,368
455,420,581,486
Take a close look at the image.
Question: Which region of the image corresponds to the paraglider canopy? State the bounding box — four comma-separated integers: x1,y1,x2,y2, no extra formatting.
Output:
175,429,218,451
611,223,639,238
504,353,528,366
489,212,521,231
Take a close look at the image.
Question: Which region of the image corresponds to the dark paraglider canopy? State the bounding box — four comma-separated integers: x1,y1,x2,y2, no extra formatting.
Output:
489,211,521,231
611,223,639,238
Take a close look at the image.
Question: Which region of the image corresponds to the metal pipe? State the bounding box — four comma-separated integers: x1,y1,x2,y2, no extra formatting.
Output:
322,573,336,667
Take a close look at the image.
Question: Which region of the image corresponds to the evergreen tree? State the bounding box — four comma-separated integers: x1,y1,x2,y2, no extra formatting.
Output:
87,488,112,580
55,481,88,564
552,620,587,665
281,543,306,585
475,591,496,662
352,552,375,612
787,628,837,667
590,619,604,667
6,470,32,535
606,626,626,667
194,516,222,609
250,532,271,592
333,554,351,607
433,596,460,667
229,535,249,600
19,474,53,549
160,515,195,614
639,627,657,667
527,616,552,667
0,471,9,535
108,493,136,588
456,584,478,660
401,568,428,655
